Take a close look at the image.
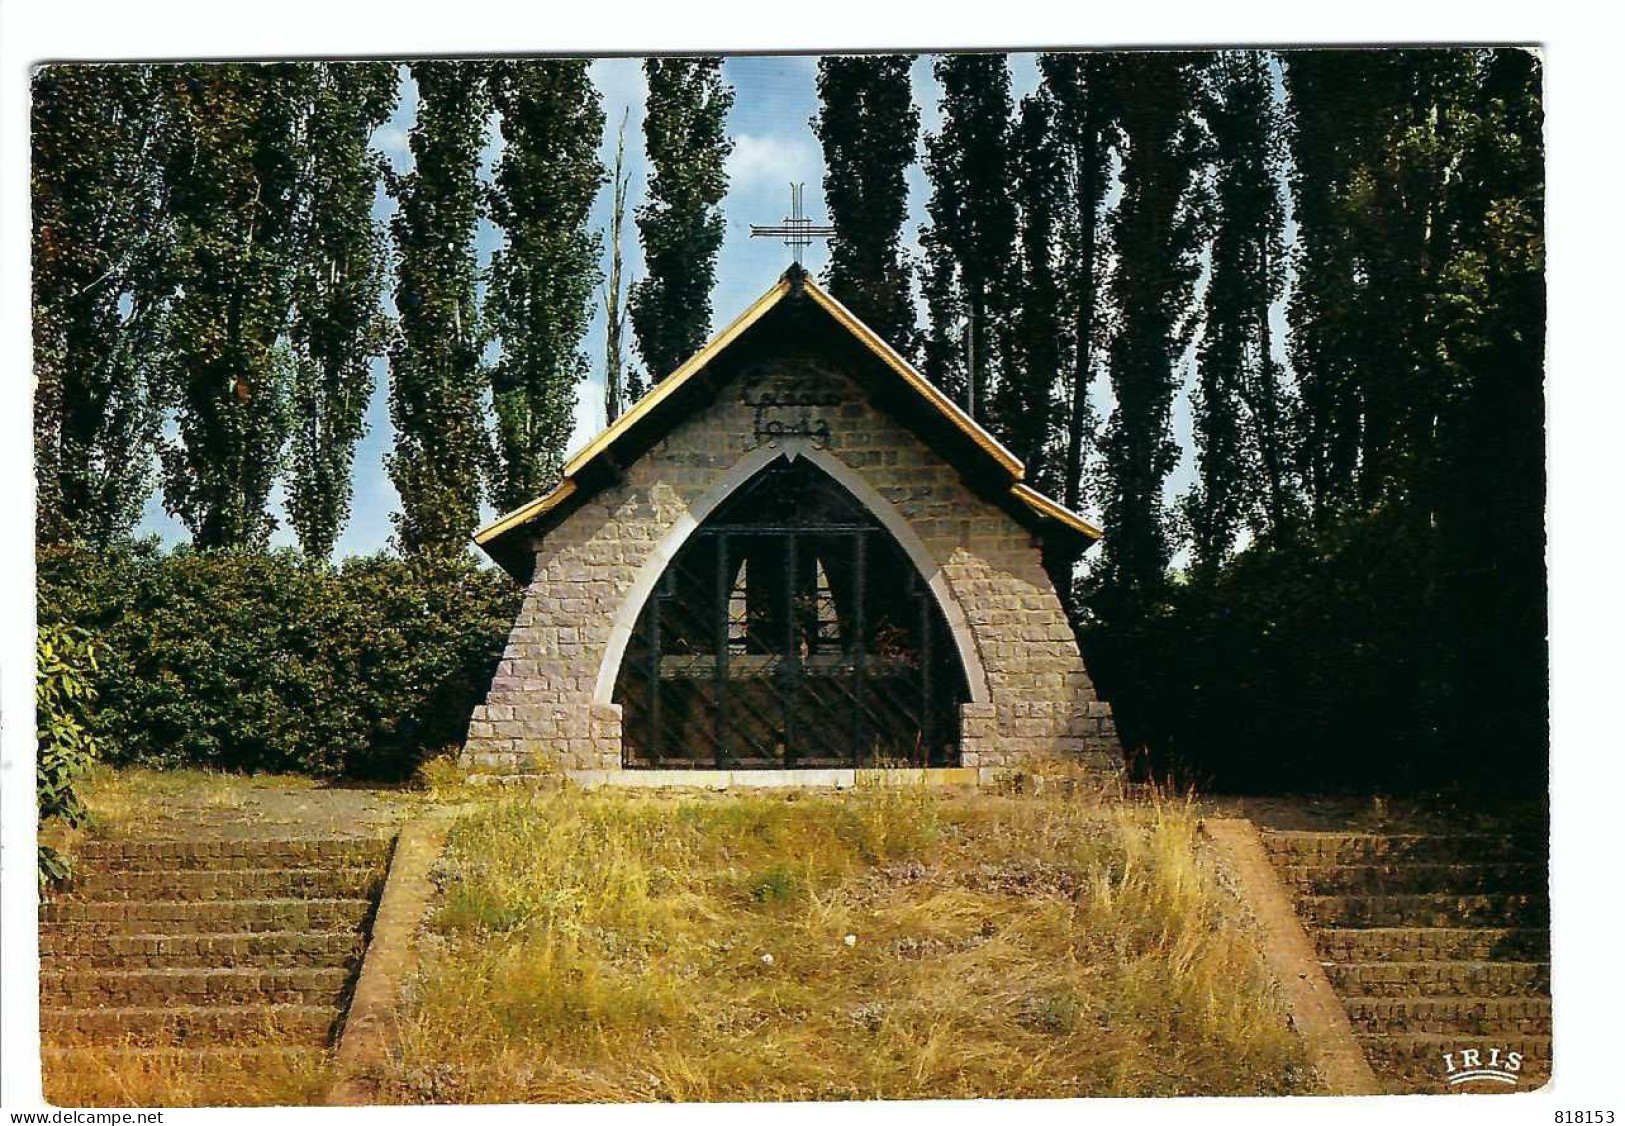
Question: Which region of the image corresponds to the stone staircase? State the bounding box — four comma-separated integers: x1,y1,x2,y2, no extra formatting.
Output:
1263,830,1550,1093
39,837,391,1080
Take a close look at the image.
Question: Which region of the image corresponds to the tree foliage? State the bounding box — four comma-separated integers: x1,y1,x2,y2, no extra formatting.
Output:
150,64,317,550
1038,53,1119,517
1281,51,1481,522
1003,88,1066,486
813,54,920,355
286,63,398,560
32,65,166,548
1184,51,1297,574
1098,508,1458,791
629,58,734,383
34,62,401,557
386,62,494,556
1094,49,1546,792
485,60,606,512
919,53,1020,422
1404,49,1546,762
1090,52,1210,612
37,622,105,887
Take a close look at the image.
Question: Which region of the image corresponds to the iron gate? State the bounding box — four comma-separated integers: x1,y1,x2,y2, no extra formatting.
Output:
614,458,969,769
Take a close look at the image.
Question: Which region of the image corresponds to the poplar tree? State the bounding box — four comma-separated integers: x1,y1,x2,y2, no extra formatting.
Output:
285,62,398,560
486,59,606,512
1002,89,1066,485
1284,51,1389,523
629,58,734,383
32,64,166,547
1375,53,1492,516
919,53,1020,424
1185,51,1295,574
1286,50,1488,521
918,233,967,406
152,63,314,550
1431,49,1545,761
1093,53,1209,606
1432,49,1544,551
813,54,920,354
1345,53,1475,514
1039,52,1119,515
386,61,494,556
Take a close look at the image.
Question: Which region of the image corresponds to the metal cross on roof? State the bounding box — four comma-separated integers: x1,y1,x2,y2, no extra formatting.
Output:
749,182,835,266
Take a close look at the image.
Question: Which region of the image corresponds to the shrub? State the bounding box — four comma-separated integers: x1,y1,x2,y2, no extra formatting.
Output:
37,622,104,886
36,543,523,779
1081,506,1547,795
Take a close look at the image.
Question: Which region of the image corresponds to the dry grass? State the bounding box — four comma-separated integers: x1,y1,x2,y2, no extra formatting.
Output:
379,778,1314,1102
41,766,426,858
78,766,315,833
43,1038,335,1107
39,767,304,860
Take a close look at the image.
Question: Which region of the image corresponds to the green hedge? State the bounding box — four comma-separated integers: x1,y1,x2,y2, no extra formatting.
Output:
1080,507,1547,795
37,543,523,779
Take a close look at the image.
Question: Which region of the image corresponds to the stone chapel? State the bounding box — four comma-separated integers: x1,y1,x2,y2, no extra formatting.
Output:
462,265,1120,783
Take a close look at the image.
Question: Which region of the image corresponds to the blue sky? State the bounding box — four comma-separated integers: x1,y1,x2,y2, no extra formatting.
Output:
136,52,1235,560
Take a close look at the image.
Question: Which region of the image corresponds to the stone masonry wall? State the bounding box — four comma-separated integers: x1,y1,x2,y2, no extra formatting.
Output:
462,356,1120,775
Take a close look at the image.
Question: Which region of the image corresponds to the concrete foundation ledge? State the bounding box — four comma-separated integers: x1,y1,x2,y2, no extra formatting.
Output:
463,766,1116,793
599,769,744,789
855,767,979,788
534,767,1002,791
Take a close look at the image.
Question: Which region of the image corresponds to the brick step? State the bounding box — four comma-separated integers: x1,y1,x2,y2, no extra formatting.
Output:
1297,892,1548,929
1343,995,1552,1036
1314,926,1549,963
40,929,366,971
1358,1034,1552,1093
40,897,375,934
71,837,391,871
41,1004,339,1047
41,966,353,1008
61,866,383,903
1325,960,1549,998
1263,832,1542,866
1283,862,1543,897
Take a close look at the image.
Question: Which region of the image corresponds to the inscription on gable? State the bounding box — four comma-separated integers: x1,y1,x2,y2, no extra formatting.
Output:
740,369,841,450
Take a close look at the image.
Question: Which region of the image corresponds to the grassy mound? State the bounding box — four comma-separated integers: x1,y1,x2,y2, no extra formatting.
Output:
382,781,1312,1101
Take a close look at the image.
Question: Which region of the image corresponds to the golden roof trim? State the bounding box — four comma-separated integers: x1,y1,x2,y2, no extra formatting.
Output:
560,276,794,480
476,276,792,546
798,278,1025,477
1011,483,1103,541
473,479,578,545
474,268,1104,554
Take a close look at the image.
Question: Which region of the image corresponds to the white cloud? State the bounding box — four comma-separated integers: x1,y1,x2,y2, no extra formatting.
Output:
726,133,819,192
590,57,649,135
374,124,409,155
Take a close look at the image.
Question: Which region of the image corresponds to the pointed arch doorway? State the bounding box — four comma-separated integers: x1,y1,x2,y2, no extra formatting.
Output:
613,456,972,769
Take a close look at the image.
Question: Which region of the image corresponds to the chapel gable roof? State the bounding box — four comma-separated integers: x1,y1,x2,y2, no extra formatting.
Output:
474,265,1102,580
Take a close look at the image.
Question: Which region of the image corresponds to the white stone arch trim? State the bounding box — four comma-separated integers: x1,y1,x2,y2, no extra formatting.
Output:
591,441,992,706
